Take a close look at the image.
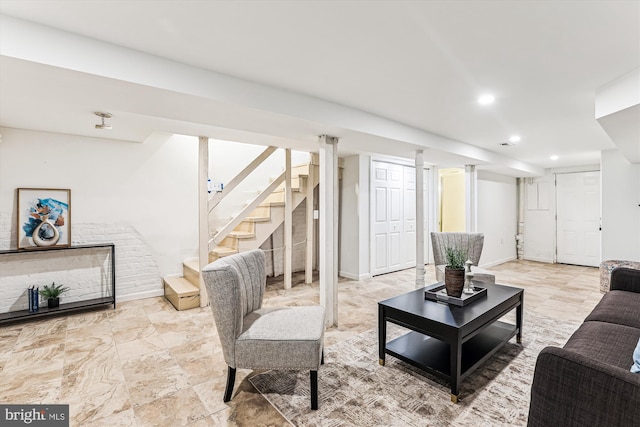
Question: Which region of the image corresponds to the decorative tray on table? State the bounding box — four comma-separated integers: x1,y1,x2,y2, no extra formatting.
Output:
424,282,487,306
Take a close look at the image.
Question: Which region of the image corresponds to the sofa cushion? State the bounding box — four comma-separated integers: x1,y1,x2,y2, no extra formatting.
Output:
564,321,640,371
584,290,640,329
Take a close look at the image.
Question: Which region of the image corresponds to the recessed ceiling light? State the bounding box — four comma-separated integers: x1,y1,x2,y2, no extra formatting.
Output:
550,155,559,160
509,135,521,143
478,94,495,105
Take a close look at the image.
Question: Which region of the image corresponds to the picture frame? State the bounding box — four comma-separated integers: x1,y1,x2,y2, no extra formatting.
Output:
16,188,71,250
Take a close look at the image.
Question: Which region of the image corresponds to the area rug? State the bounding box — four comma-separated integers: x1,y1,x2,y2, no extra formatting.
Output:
249,313,580,427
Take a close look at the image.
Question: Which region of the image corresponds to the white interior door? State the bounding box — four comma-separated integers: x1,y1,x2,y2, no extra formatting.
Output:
556,171,600,267
372,162,403,275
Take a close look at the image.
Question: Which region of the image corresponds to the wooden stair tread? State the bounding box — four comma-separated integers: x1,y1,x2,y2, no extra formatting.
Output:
183,259,199,272
245,216,270,222
229,231,255,238
163,276,199,295
211,246,238,256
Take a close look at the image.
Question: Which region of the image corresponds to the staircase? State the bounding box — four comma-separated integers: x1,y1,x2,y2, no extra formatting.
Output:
163,155,319,310
210,162,317,260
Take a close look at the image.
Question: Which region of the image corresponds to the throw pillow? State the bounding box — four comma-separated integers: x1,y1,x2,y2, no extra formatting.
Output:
632,337,640,373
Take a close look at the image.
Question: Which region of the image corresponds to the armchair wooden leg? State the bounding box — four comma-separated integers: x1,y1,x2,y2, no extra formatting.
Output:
223,366,236,402
321,350,325,365
310,370,319,410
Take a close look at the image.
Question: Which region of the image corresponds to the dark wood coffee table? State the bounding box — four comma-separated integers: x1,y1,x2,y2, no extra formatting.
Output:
378,282,523,403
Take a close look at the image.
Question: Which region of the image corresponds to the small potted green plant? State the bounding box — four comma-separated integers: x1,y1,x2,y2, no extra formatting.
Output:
38,282,70,309
444,247,467,297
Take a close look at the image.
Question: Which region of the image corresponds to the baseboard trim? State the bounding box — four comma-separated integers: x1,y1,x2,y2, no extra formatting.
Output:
117,289,164,303
480,256,517,269
339,271,371,281
523,256,554,264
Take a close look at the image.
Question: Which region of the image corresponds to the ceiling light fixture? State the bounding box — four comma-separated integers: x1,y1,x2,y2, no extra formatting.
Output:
478,94,495,105
509,135,521,143
94,112,112,130
550,155,559,160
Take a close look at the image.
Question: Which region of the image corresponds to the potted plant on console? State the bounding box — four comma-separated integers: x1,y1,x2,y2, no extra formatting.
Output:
39,282,70,309
444,247,467,298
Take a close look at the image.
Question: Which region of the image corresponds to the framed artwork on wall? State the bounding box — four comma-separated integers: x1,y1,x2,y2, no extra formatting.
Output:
17,188,71,250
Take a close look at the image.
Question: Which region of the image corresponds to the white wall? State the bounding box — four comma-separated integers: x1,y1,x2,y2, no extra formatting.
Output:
601,149,640,261
0,127,199,303
476,171,518,267
338,155,371,280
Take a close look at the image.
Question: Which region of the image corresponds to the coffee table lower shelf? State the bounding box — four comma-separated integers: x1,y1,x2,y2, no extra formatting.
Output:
385,321,517,384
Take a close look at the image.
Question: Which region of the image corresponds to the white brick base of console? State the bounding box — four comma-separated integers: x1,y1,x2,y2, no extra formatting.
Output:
0,219,162,314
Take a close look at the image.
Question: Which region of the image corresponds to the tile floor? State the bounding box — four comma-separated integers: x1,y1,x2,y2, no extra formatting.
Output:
0,260,602,426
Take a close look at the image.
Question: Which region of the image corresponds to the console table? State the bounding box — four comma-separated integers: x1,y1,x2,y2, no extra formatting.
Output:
0,244,116,324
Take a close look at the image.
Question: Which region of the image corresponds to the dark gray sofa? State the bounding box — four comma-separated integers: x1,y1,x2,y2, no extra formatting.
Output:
528,267,640,427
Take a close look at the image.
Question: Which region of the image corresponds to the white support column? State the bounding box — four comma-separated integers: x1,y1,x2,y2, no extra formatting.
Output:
319,135,339,327
198,136,209,307
305,153,315,284
415,150,425,288
465,164,478,232
284,149,293,289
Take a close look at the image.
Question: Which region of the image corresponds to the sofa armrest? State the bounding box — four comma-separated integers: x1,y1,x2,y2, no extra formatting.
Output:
610,267,640,293
528,346,640,427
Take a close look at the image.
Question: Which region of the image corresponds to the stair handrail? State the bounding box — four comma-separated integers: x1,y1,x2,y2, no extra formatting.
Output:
209,145,278,213
209,171,286,249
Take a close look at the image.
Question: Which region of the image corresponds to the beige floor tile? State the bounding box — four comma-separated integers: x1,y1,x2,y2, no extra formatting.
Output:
64,382,132,426
121,350,191,406
116,331,167,360
72,408,137,427
133,387,209,427
62,344,125,395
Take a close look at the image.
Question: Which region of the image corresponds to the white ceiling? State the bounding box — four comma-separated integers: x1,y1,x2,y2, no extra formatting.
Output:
0,0,638,175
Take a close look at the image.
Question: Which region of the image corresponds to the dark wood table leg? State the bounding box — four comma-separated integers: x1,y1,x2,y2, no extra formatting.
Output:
516,293,523,344
450,337,462,403
378,304,386,366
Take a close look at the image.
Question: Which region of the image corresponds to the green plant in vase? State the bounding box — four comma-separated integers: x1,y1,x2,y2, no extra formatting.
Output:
444,247,467,297
39,282,70,309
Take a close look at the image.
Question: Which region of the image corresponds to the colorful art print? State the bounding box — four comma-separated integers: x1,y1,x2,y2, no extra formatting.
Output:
17,188,71,250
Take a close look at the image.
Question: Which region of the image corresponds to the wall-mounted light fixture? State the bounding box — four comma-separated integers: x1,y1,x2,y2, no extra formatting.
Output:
94,112,112,130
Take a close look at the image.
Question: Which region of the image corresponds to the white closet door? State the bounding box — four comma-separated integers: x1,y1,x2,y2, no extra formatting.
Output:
388,164,403,271
372,162,391,275
372,161,431,276
556,171,600,267
372,161,403,275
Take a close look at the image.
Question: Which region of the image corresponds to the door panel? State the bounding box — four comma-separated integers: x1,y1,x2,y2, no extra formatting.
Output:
374,233,388,271
556,171,600,267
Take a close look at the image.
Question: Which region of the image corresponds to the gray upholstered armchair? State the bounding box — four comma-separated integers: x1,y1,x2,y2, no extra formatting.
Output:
202,249,325,409
430,232,495,284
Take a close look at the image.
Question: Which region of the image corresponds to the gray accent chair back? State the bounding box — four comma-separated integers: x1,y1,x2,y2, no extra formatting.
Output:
431,232,485,266
202,249,325,409
430,232,496,283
